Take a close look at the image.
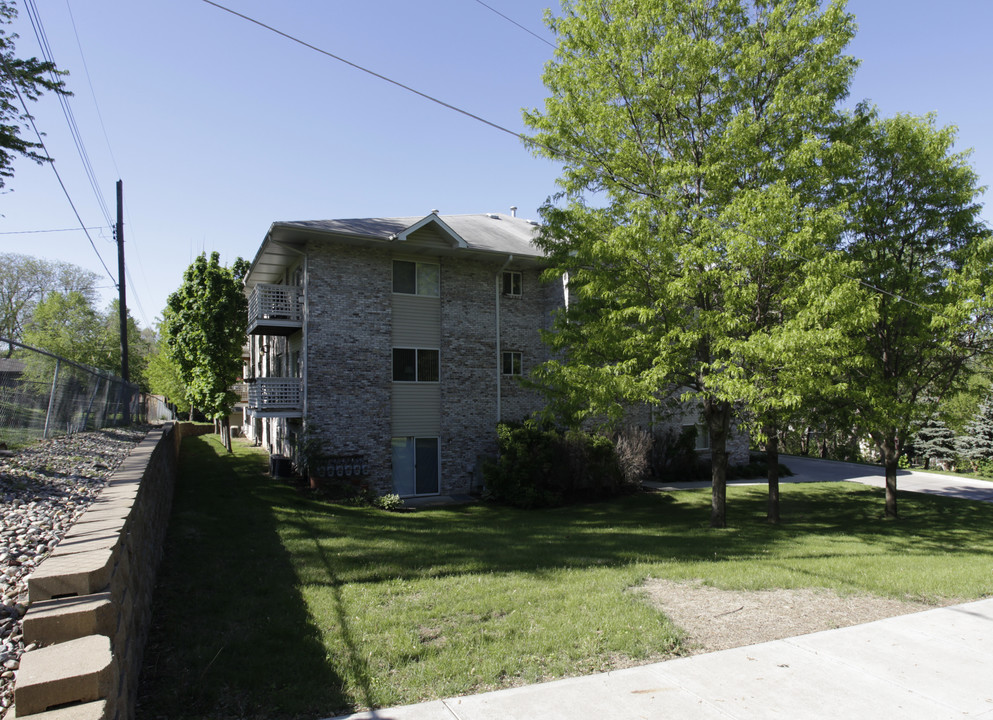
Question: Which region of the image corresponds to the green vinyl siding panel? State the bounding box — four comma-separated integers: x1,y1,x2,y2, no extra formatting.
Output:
392,384,441,436
406,224,456,249
392,295,441,346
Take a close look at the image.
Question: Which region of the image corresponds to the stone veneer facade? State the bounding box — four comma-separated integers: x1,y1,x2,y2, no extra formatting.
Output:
263,243,562,497
245,215,749,496
304,241,394,492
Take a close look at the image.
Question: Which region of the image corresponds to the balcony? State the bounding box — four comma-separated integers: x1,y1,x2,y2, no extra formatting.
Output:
246,377,303,418
248,283,303,336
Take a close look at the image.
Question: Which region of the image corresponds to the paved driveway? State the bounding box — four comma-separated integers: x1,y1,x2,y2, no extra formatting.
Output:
782,455,993,503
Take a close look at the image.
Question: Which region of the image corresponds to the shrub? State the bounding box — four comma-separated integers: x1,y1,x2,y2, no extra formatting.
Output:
651,426,698,480
375,493,404,511
483,422,623,508
614,426,652,488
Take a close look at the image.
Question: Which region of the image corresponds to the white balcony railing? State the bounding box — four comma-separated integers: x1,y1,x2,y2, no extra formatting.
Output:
247,377,302,412
248,283,303,334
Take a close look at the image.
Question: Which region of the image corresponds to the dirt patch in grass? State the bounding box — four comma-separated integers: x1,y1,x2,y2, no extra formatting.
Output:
633,579,953,654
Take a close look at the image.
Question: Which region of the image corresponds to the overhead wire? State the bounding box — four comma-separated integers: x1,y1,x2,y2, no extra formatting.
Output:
24,0,113,227
202,0,948,315
0,59,116,284
64,0,120,179
471,0,556,49
0,226,106,235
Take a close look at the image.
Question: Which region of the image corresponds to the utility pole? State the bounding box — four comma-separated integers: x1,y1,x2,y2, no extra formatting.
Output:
116,179,131,424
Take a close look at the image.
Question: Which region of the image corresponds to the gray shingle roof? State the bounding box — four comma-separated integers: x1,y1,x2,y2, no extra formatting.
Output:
278,212,544,258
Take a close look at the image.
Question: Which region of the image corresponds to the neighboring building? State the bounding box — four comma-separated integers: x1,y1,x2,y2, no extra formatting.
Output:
242,210,748,498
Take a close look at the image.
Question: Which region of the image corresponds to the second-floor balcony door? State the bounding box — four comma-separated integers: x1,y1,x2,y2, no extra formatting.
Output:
391,436,439,496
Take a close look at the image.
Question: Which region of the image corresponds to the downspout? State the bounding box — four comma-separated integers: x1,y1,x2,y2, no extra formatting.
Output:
496,255,513,423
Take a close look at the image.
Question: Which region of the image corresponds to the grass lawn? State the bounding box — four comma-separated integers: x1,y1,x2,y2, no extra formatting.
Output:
137,435,993,720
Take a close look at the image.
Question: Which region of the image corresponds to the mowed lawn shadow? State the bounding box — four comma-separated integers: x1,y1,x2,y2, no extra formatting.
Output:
281,482,993,590
137,435,347,720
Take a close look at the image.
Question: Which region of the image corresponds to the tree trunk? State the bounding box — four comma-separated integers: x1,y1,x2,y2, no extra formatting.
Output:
222,415,232,453
705,398,731,528
766,423,780,524
881,433,899,518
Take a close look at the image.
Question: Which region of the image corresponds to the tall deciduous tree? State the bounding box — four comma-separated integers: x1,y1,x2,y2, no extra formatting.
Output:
0,0,68,188
523,0,858,526
164,252,248,451
23,290,105,366
838,109,992,518
0,253,99,354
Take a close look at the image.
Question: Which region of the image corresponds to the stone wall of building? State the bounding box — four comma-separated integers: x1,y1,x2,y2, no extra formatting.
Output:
439,256,498,494
304,242,393,494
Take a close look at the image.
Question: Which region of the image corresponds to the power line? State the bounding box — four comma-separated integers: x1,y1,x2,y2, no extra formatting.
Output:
64,0,120,178
0,226,106,235
24,0,113,226
201,0,523,141
202,1,937,314
0,61,116,285
472,0,556,49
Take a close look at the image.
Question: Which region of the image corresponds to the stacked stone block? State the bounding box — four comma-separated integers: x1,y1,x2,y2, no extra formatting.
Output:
10,423,183,720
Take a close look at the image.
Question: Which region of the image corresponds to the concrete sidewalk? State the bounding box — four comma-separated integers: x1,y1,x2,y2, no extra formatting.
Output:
328,598,993,720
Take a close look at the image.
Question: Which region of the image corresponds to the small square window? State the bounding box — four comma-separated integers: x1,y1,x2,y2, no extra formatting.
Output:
393,260,440,296
502,271,522,297
393,348,439,382
502,351,522,376
683,422,710,451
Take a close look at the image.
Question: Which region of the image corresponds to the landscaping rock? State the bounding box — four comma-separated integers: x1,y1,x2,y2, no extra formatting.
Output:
0,426,148,713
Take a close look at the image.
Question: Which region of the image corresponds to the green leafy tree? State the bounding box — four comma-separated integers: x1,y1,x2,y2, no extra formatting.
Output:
0,253,99,354
523,0,858,526
23,290,106,366
164,252,248,451
0,0,68,188
837,109,993,517
145,314,191,417
98,299,150,391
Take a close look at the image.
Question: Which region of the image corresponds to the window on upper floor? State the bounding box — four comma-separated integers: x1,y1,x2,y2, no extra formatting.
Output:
393,260,440,297
393,348,440,382
502,270,522,297
501,351,522,376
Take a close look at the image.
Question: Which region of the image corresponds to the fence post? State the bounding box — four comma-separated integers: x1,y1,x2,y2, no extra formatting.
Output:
43,358,61,439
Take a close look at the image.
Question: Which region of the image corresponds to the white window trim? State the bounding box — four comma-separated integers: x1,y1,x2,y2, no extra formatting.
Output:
502,270,522,297
502,350,522,376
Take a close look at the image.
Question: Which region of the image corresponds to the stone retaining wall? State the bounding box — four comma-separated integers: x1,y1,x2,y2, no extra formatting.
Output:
8,422,197,720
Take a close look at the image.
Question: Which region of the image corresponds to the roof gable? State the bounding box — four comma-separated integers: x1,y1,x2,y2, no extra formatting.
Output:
392,214,467,249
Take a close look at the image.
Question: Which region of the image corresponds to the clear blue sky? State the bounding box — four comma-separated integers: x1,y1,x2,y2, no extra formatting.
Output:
1,0,990,330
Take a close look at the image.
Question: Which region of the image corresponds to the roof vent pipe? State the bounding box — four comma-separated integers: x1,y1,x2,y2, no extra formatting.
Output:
510,206,518,217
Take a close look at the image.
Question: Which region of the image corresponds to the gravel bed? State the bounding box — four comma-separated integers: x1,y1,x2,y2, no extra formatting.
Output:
0,426,149,714
634,578,949,654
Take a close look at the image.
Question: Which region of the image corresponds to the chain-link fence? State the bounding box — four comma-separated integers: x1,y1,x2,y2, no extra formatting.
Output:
0,338,174,447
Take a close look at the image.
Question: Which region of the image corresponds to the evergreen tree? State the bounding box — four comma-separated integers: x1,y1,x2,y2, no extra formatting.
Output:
913,418,957,470
958,395,993,470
